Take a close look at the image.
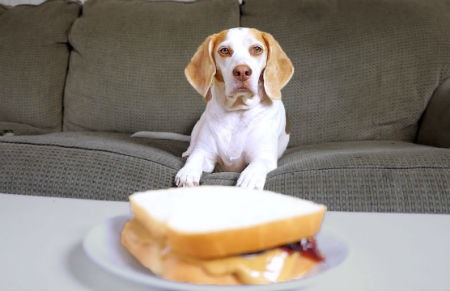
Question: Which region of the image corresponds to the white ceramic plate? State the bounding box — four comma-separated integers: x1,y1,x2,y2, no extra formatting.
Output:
83,215,348,291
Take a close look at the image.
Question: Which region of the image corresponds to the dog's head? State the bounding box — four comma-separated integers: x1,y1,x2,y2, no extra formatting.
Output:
185,28,294,110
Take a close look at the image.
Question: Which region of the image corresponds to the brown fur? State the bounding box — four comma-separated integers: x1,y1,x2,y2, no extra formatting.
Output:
185,28,294,102
184,30,228,101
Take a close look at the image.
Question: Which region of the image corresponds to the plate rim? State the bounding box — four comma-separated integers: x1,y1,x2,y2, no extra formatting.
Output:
82,215,348,291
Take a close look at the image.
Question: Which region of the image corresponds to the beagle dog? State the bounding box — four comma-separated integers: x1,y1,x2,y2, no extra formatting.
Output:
175,28,294,190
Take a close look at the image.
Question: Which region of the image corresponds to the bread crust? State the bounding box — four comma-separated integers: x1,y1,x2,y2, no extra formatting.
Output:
121,219,319,285
121,219,165,274
121,220,240,284
168,207,326,259
163,255,240,285
130,197,168,241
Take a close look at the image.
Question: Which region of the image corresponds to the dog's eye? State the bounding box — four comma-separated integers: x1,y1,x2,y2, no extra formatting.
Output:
250,45,264,56
219,47,232,57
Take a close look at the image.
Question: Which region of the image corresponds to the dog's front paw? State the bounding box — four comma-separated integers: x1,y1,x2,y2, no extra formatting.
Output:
175,166,202,187
237,163,268,190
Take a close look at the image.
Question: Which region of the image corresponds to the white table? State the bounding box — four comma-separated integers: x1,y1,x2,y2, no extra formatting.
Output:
0,193,449,291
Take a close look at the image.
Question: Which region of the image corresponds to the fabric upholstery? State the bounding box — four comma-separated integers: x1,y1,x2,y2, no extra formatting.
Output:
1,0,449,214
1,134,448,213
64,0,239,134
416,77,450,148
0,132,185,200
241,0,450,146
268,141,450,213
0,0,80,134
202,141,450,213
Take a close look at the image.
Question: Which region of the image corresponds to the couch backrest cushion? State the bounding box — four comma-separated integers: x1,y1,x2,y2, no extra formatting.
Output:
0,0,80,135
242,0,450,146
64,0,239,134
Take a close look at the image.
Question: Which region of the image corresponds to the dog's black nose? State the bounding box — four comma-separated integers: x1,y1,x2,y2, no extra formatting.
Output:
233,65,252,82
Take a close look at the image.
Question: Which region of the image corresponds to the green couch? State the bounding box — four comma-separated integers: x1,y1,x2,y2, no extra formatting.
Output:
1,0,449,213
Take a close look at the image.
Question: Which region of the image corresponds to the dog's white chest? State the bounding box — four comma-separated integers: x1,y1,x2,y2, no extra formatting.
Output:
211,114,251,172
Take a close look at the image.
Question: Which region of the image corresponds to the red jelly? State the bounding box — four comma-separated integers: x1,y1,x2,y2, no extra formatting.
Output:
282,238,325,262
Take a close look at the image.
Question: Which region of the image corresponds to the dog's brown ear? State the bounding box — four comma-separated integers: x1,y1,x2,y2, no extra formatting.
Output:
185,34,216,101
262,33,294,100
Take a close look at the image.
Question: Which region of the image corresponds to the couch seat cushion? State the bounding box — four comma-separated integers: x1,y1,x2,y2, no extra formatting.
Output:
272,141,450,213
1,134,448,213
0,132,187,200
202,141,450,213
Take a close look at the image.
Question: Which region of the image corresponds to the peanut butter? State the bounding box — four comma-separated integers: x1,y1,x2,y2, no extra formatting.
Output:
125,219,318,284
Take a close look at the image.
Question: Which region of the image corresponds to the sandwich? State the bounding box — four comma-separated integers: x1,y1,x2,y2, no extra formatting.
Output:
121,186,326,285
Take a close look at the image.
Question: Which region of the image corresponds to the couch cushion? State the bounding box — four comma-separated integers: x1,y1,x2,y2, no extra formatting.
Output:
2,135,447,213
64,0,239,134
0,132,187,200
0,0,81,135
203,141,450,213
241,0,450,146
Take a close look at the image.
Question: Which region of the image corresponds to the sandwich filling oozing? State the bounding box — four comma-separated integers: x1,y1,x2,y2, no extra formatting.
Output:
122,219,324,285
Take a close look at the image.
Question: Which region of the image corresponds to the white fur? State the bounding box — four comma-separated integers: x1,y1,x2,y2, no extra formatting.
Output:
176,28,290,190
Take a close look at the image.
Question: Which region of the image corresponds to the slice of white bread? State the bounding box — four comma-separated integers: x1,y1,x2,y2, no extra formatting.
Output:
128,186,326,259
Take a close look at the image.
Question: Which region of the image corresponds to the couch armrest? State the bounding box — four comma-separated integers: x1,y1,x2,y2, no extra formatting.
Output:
416,77,450,148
